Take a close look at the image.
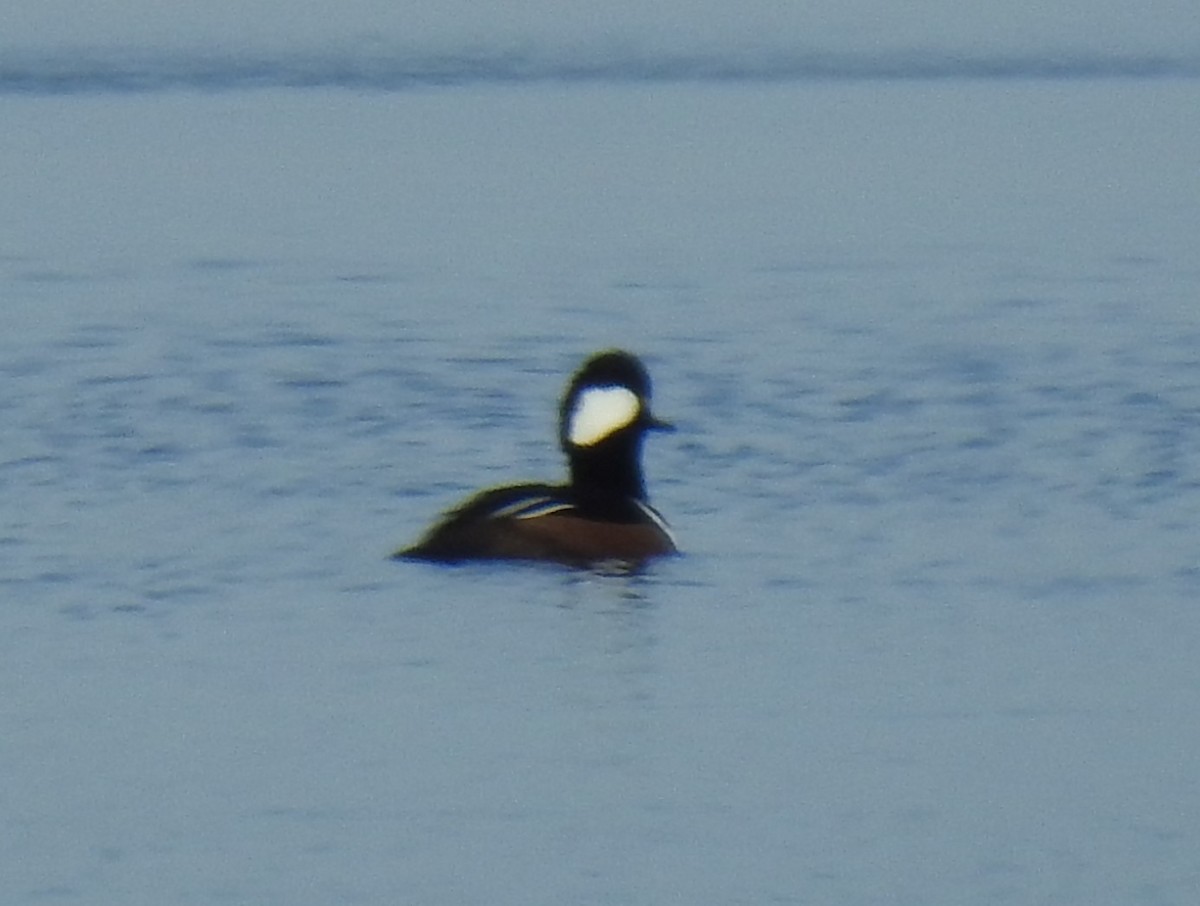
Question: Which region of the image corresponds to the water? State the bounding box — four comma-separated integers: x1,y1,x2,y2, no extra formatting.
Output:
3,25,1200,906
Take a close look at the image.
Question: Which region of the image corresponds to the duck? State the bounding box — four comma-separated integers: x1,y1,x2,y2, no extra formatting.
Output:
395,349,677,567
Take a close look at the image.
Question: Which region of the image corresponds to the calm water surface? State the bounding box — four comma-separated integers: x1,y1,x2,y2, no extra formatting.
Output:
3,79,1199,904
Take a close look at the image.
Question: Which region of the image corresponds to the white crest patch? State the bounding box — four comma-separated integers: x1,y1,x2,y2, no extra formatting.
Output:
567,385,640,447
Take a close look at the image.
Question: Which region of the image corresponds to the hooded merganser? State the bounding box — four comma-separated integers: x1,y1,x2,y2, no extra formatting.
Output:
395,349,677,567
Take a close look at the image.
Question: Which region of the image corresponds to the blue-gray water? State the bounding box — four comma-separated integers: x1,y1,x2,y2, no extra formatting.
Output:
3,37,1200,906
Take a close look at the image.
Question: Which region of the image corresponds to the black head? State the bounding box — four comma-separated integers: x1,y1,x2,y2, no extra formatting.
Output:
558,350,672,502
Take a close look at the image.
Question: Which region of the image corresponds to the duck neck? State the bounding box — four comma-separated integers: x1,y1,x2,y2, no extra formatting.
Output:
566,435,648,502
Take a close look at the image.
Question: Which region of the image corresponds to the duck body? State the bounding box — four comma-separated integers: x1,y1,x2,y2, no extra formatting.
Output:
399,482,676,566
395,350,677,568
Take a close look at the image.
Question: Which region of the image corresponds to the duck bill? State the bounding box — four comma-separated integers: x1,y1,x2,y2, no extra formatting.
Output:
645,414,675,432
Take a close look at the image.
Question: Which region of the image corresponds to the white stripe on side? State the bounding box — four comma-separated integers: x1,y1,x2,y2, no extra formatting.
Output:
513,502,576,520
635,500,677,547
489,496,576,520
